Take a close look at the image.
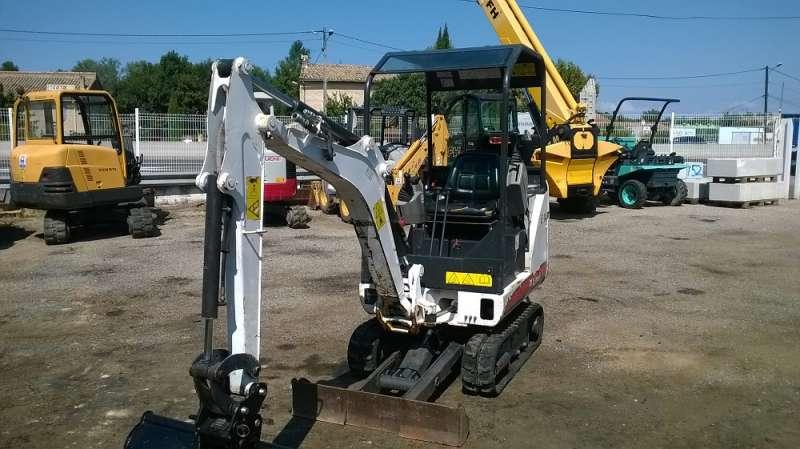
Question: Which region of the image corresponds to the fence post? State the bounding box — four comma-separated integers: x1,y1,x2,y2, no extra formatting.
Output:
8,108,13,145
669,112,675,154
134,108,141,158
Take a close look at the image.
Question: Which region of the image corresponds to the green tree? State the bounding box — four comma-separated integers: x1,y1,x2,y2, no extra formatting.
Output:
73,57,121,94
325,92,355,117
273,41,310,100
114,52,213,113
250,65,271,84
115,60,161,112
0,84,17,108
435,24,453,49
555,59,588,101
372,26,455,113
1,61,19,71
371,74,427,113
642,108,662,117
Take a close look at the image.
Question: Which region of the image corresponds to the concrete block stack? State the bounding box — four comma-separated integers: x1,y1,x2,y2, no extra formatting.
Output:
706,158,782,207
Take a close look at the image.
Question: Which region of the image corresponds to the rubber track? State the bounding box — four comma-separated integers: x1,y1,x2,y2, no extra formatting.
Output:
44,211,70,245
465,301,541,395
347,319,384,376
128,207,158,238
461,333,488,393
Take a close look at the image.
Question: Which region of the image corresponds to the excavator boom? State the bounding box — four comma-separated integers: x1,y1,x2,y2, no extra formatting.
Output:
477,0,581,126
476,0,622,209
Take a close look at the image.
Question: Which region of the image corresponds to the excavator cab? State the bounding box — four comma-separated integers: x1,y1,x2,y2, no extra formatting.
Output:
364,44,548,312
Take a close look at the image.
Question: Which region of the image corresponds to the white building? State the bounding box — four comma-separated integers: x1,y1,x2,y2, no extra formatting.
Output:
579,77,597,121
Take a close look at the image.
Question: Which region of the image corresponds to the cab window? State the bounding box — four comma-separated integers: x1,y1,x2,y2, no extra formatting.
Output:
62,94,120,151
28,101,57,140
14,103,26,146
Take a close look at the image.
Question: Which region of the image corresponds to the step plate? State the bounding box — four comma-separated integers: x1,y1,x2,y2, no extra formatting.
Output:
291,379,469,447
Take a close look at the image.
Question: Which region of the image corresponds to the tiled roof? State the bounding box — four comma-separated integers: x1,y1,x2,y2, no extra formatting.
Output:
300,63,372,83
0,71,100,94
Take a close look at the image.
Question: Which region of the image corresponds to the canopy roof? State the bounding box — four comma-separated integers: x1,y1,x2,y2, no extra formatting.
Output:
369,45,545,91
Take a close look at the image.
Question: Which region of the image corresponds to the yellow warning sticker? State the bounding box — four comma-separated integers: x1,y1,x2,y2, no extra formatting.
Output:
373,200,386,230
445,271,493,288
246,176,261,220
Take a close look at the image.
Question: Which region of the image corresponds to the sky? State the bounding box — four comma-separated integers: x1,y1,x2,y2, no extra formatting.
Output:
1,0,798,114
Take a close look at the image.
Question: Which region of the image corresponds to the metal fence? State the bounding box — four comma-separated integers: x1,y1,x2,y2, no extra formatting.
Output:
593,112,781,162
0,109,784,185
0,108,10,182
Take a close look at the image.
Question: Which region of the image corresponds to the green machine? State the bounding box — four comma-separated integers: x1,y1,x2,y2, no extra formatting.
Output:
602,97,687,209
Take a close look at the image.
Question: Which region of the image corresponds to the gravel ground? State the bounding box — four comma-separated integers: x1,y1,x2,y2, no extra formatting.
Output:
0,200,798,449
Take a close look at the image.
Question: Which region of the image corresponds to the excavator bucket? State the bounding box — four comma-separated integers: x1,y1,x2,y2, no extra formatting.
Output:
291,380,469,447
124,412,196,449
124,412,281,449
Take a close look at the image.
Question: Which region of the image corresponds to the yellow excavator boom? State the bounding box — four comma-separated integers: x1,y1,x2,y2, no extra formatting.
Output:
386,115,448,204
476,0,621,209
477,0,583,127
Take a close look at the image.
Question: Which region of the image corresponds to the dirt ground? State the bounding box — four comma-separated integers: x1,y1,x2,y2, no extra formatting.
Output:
1,200,799,449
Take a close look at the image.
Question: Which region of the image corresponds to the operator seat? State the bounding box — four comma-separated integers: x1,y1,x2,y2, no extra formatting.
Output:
429,152,501,220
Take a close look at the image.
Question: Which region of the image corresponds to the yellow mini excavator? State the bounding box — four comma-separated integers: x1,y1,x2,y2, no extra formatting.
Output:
477,0,621,213
9,89,158,243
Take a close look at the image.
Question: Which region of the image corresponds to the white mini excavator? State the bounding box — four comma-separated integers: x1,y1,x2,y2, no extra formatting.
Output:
125,44,550,449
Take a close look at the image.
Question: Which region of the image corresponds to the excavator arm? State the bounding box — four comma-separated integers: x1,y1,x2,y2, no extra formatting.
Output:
125,58,431,449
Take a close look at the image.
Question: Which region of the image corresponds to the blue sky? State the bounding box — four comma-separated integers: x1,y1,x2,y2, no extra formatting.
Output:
1,0,798,113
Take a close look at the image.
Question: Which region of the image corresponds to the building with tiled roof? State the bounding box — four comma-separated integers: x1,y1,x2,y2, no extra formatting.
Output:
298,55,372,112
0,71,101,96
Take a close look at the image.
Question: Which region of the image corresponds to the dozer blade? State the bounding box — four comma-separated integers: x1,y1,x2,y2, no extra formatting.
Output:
291,379,469,447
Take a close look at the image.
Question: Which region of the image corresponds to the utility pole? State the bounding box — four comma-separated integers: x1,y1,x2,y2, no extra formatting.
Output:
764,63,784,114
321,27,334,114
764,65,770,115
779,82,785,115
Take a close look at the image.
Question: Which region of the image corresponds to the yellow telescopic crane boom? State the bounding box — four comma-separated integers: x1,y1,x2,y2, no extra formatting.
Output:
478,0,583,126
477,0,620,213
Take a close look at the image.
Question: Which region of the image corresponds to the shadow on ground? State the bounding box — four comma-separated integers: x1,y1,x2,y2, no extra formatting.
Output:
0,224,34,250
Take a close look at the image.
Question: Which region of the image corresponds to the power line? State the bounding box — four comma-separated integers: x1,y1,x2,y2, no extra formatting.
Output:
771,69,800,84
0,27,317,38
455,0,800,21
598,67,763,81
334,32,404,51
0,36,321,46
768,94,800,108
601,81,759,89
330,38,388,54
722,95,766,113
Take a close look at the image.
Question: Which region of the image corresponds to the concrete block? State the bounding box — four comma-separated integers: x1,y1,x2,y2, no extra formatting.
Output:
708,182,780,202
155,193,206,207
684,178,711,203
707,158,781,178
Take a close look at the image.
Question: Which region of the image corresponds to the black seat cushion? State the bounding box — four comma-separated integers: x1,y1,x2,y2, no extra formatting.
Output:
427,152,501,220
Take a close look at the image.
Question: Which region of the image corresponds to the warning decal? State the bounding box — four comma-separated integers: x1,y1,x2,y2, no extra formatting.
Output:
246,176,261,220
373,200,386,230
445,271,493,288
